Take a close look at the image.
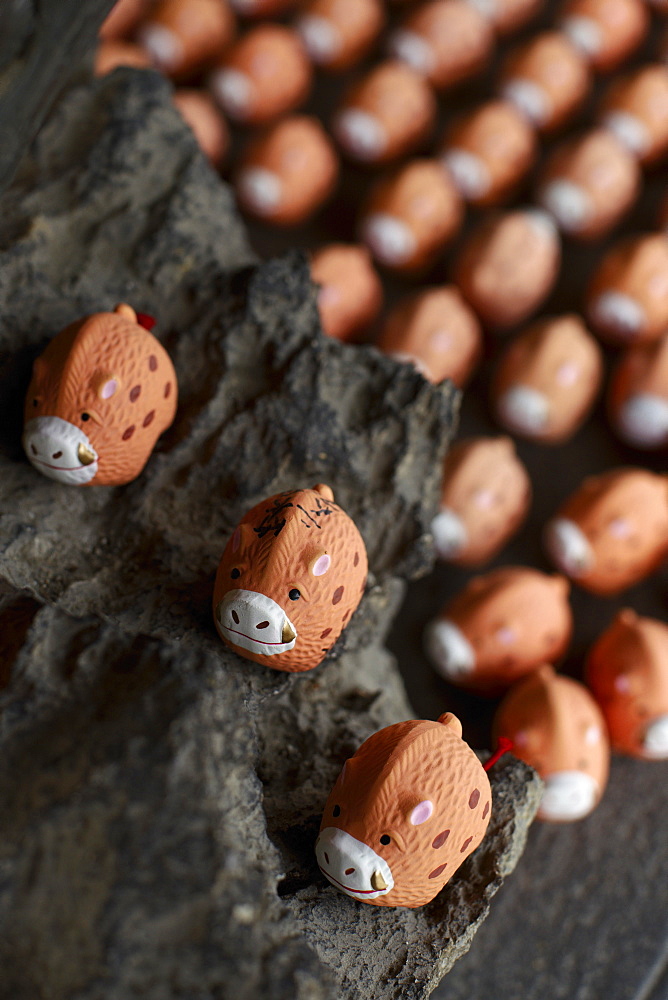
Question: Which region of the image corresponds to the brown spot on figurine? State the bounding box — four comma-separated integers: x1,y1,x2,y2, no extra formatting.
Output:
432,436,531,564
310,244,383,342
558,0,649,74
497,32,591,133
376,286,482,386
295,0,385,72
213,484,368,672
544,467,668,595
586,610,668,760
494,665,609,821
359,160,463,272
332,61,436,165
23,304,178,486
173,89,229,167
210,24,312,126
537,129,639,240
316,712,491,907
425,567,572,695
95,40,153,75
137,0,235,79
586,234,668,346
598,66,668,166
608,335,668,450
440,100,537,206
491,315,603,443
235,116,338,226
386,0,494,90
453,209,561,329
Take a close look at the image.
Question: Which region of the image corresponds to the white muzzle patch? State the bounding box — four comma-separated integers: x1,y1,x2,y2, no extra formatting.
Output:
539,770,598,822
236,168,282,214
333,109,387,161
539,180,591,234
424,618,476,681
500,79,549,127
211,69,253,119
361,213,416,267
23,416,99,485
496,384,549,436
431,508,468,560
642,715,668,759
387,29,435,75
296,15,341,63
544,517,594,578
316,827,394,900
215,589,297,656
442,149,491,200
590,291,645,338
615,393,668,449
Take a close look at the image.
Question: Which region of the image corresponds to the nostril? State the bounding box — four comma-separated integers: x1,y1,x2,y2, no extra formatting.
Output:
52,451,62,459
345,868,355,875
31,445,38,455
256,621,270,629
324,853,330,864
231,610,240,625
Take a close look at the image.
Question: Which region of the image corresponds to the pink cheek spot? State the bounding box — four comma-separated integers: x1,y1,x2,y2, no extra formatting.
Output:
460,836,473,853
320,628,333,639
101,379,118,399
496,626,516,645
428,863,447,879
312,554,331,576
410,800,433,826
143,410,155,427
432,829,450,849
469,789,480,809
555,362,579,387
473,489,494,510
318,286,340,309
615,674,631,693
332,585,344,605
122,425,135,441
584,724,600,745
232,527,241,553
609,518,631,539
130,385,141,403
148,355,158,371
429,329,453,353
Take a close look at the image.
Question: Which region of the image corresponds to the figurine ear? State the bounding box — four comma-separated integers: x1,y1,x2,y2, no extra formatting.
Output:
617,608,638,628
310,551,331,577
551,574,570,595
409,800,434,826
437,712,463,738
92,372,121,400
114,303,137,322
313,483,334,502
496,436,515,455
32,355,49,382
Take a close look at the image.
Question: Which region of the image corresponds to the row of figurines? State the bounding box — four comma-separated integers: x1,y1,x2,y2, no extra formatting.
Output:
20,305,668,907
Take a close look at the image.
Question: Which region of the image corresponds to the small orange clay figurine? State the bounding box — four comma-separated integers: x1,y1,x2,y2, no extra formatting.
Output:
99,0,153,40
439,100,537,207
433,437,531,565
295,0,385,72
494,665,609,822
173,90,229,167
544,468,668,595
586,234,668,346
491,315,603,444
477,0,542,35
235,116,338,226
359,160,462,272
608,336,668,450
23,305,178,486
310,244,383,342
137,0,236,78
558,0,649,74
598,66,668,166
424,567,572,696
94,40,153,75
376,285,482,386
537,130,639,241
453,209,561,329
209,24,312,126
316,712,491,907
498,32,590,134
586,610,668,760
213,484,368,672
386,0,494,91
332,61,436,165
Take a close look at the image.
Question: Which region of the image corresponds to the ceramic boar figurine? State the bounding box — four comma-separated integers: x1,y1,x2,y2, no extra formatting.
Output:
494,665,609,822
316,712,491,907
425,567,572,695
213,484,368,672
23,304,178,486
545,468,668,595
608,336,668,450
586,610,668,760
432,437,531,565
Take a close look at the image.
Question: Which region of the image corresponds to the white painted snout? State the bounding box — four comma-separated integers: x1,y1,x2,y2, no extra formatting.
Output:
539,770,598,822
642,714,668,759
431,508,468,560
496,384,549,437
215,588,297,656
424,618,476,681
316,827,394,900
23,416,99,485
544,517,594,578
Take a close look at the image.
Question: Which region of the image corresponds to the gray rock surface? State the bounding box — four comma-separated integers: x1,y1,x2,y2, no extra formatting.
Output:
0,68,542,999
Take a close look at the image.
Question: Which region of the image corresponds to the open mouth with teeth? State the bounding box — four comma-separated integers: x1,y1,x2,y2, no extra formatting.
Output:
223,625,294,647
318,867,388,895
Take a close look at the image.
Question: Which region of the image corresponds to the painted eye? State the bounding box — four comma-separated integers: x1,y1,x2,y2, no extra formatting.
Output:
332,804,341,817
81,412,90,421
230,568,241,579
380,834,391,846
289,589,301,601
32,399,38,407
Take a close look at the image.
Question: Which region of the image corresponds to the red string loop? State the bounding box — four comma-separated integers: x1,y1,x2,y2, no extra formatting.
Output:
483,736,514,772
